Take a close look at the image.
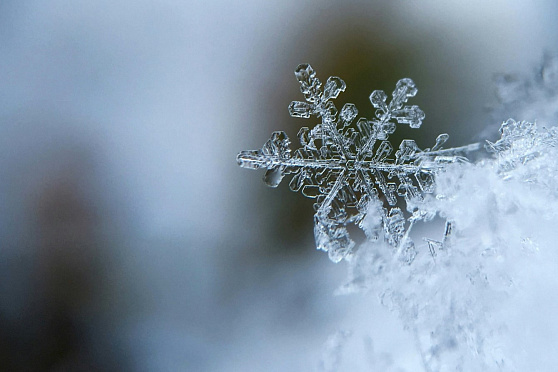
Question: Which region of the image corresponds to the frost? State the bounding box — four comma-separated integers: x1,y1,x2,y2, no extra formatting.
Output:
340,116,558,371
238,63,480,262
486,118,558,181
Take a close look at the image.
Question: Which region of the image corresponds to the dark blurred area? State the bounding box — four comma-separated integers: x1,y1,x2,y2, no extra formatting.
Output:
1,179,120,370
0,1,556,370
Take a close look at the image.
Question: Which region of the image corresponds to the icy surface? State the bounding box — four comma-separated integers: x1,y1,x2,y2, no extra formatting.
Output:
238,64,480,262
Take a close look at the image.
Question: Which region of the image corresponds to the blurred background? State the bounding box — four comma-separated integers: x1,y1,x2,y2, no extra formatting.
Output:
0,1,556,370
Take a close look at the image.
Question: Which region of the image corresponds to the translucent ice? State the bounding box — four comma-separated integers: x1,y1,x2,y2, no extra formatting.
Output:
238,64,480,262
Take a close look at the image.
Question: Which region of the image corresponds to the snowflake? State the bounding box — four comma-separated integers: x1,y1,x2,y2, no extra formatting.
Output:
237,64,480,262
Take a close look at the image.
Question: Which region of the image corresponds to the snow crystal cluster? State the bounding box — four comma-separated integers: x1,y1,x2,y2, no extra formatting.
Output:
343,114,558,371
238,60,558,371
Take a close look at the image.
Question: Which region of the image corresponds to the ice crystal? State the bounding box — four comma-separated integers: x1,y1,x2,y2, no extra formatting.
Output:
486,118,558,179
237,64,480,262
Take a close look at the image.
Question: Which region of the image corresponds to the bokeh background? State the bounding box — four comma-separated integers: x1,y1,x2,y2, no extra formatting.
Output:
0,1,556,371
